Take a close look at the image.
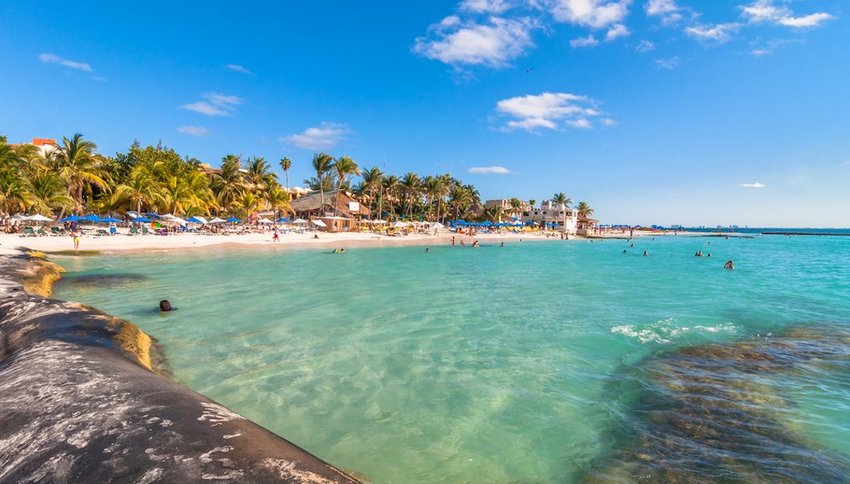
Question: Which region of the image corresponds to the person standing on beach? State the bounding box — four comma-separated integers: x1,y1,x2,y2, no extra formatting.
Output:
451,236,456,246
272,227,280,242
72,229,80,253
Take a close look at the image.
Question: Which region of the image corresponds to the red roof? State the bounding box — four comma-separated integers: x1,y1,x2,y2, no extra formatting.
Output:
32,138,57,146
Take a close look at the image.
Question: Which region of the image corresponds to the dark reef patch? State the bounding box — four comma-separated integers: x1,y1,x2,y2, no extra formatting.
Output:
57,272,149,288
585,325,850,483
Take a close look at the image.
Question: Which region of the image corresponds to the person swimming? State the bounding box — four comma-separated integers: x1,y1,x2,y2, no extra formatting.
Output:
500,242,504,247
724,260,734,270
425,247,431,253
695,251,703,257
159,300,176,312
332,248,346,254
643,250,649,256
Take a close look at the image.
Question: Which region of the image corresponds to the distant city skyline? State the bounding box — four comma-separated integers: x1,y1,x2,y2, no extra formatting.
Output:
1,1,848,226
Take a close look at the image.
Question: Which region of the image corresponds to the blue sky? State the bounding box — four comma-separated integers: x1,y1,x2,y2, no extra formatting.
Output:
1,0,848,226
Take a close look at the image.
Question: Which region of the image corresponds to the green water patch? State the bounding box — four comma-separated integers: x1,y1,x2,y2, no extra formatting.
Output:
46,249,102,256
55,272,149,289
585,324,850,483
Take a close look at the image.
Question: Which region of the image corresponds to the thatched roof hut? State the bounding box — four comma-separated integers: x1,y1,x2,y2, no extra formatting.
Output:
290,190,371,218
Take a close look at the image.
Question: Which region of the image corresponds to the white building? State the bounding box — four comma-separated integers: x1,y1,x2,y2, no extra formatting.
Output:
520,200,578,234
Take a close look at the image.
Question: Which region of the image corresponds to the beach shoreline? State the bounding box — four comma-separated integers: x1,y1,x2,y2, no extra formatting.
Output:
0,229,683,255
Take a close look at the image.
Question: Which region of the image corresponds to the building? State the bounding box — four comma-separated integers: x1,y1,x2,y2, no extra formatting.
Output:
484,199,532,218
290,189,371,232
520,200,578,234
10,138,58,158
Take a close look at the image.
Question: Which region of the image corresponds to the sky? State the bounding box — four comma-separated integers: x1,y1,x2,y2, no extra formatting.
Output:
1,0,848,226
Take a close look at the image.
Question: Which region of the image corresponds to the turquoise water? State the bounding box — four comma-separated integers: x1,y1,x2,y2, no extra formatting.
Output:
54,236,850,482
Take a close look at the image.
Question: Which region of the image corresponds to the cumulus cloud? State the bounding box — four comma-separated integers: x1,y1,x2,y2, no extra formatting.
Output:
181,92,244,116
38,53,92,72
635,39,655,52
413,16,534,67
655,56,680,69
645,0,683,24
540,0,632,29
741,0,834,28
740,182,766,188
460,0,513,14
225,64,252,74
177,125,209,136
571,35,600,47
496,92,608,131
686,23,742,43
281,122,348,150
468,165,511,174
605,23,630,41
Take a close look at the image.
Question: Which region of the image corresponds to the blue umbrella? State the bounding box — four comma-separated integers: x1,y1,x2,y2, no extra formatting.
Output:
101,216,122,223
186,216,204,224
145,212,162,219
132,216,151,223
60,215,84,222
278,217,290,223
226,217,241,223
81,214,102,223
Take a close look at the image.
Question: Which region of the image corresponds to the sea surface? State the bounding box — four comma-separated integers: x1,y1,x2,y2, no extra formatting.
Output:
54,235,850,483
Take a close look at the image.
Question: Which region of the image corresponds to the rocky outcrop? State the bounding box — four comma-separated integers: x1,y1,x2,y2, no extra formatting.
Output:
0,249,360,483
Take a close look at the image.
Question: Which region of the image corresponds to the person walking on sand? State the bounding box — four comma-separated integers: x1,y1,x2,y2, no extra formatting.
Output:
272,227,280,243
72,230,81,253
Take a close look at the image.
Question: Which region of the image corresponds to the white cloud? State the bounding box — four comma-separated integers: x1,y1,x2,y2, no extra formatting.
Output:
655,56,680,69
181,92,244,116
540,0,632,29
496,92,607,131
741,0,834,28
225,64,252,74
468,165,511,174
740,182,766,188
601,118,619,127
460,0,512,14
635,39,655,52
686,23,742,43
281,122,348,150
413,16,534,67
750,49,771,56
645,0,683,24
177,125,209,137
605,23,630,41
571,35,600,47
38,53,93,72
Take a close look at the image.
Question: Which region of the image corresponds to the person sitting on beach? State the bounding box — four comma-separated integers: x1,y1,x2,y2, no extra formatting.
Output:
159,300,176,312
724,260,734,270
313,234,319,239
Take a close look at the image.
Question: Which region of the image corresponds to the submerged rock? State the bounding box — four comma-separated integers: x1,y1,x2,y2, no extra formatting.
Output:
585,326,850,483
0,249,360,483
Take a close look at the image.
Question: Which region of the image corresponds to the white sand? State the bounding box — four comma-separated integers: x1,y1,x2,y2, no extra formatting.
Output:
0,229,560,254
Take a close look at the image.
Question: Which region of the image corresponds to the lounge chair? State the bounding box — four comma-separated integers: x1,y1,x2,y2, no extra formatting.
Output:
20,227,36,237
37,228,48,237
129,226,139,236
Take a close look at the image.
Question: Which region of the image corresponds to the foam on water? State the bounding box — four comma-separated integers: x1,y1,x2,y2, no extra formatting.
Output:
55,235,850,482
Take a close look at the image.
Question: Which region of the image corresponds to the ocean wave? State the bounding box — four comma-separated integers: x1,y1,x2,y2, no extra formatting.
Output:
611,318,738,344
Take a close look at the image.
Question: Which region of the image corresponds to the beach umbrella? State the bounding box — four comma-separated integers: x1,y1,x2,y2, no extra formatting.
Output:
258,217,274,224
312,219,327,227
186,216,205,224
60,215,84,223
226,217,241,223
392,221,409,228
81,215,103,223
100,216,122,223
433,222,445,229
209,217,227,224
132,216,151,223
278,217,290,223
26,214,54,222
292,218,308,224
145,212,162,219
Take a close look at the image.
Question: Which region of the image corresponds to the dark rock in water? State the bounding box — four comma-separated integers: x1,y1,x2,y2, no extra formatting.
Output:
585,326,850,483
0,250,360,483
59,272,149,288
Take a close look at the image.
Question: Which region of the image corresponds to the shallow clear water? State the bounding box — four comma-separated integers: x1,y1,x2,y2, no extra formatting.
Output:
54,235,850,483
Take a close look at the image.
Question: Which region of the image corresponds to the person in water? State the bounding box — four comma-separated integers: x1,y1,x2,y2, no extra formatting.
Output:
159,300,176,312
724,260,734,269
695,251,703,257
643,250,649,256
425,247,431,253
451,236,456,246
500,242,504,247
332,248,346,254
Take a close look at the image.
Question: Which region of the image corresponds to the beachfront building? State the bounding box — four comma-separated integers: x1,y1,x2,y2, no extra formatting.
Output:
11,137,58,158
520,200,579,234
290,189,371,232
577,216,600,236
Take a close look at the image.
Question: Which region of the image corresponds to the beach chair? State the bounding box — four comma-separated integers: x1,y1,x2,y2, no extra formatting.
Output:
142,226,151,235
37,228,48,237
20,227,36,237
96,229,110,237
129,226,139,236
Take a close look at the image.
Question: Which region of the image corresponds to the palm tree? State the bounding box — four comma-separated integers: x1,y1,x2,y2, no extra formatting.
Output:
483,205,504,223
265,185,293,218
332,156,360,215
49,133,110,214
529,199,536,208
577,201,595,219
279,157,292,189
357,167,383,218
27,172,74,215
246,157,276,193
236,191,261,219
0,169,31,214
382,175,400,218
112,164,163,214
311,152,334,213
210,156,245,213
400,172,421,219
552,192,571,208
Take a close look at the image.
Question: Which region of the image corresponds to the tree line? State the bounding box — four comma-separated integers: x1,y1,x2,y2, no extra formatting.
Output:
1,133,593,222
